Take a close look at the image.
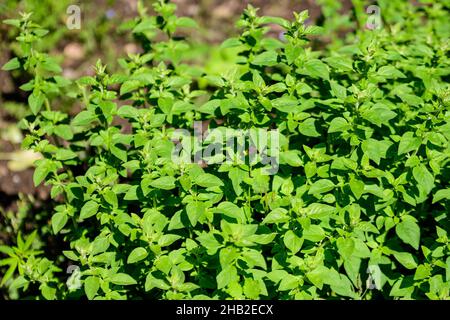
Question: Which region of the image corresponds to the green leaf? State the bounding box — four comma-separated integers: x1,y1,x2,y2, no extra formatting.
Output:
349,178,365,199
124,185,139,201
3,19,20,27
309,179,335,195
252,51,278,66
361,104,397,127
396,219,420,250
398,132,421,155
306,203,335,219
167,214,184,232
84,276,100,300
175,17,198,28
41,57,62,73
91,237,109,255
72,110,96,126
9,276,28,291
155,256,172,275
280,151,302,167
243,278,261,299
446,257,450,282
197,233,222,254
103,189,118,208
217,266,238,289
33,160,52,186
302,59,329,80
40,284,56,300
55,149,77,161
132,17,157,33
186,202,205,227
328,117,350,133
377,66,406,79
330,80,347,99
329,274,356,298
356,221,379,234
324,56,353,71
267,83,286,93
252,71,265,88
285,43,302,65
127,247,148,264
344,256,361,287
299,118,320,137
62,250,79,261
110,144,127,162
240,249,267,269
28,92,45,115
51,212,68,234
77,76,97,86
195,173,224,188
278,274,299,291
432,189,450,204
229,167,244,196
216,202,246,223
262,208,289,224
80,201,99,220
220,37,242,49
336,238,355,260
120,80,141,95
259,16,290,28
271,97,298,113
110,273,137,286
306,265,328,289
393,252,418,270
0,261,17,286
0,245,14,256
302,225,326,242
118,105,139,120
283,230,302,254
150,176,176,190
412,165,434,196
158,234,181,247
2,57,20,71
414,265,431,280
361,139,392,164
145,274,170,291
199,99,221,114
54,125,73,140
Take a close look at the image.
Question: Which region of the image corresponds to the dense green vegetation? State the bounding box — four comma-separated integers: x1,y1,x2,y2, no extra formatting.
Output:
0,0,449,300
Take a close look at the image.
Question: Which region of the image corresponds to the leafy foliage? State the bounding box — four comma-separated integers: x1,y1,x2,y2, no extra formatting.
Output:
1,0,449,300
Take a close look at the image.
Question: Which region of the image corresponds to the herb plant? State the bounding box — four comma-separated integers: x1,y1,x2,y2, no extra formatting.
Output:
1,0,449,300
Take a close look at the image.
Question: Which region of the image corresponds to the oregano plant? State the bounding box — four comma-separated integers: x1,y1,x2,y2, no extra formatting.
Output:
0,0,449,300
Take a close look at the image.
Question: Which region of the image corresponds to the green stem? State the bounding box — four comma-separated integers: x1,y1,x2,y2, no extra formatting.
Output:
44,98,51,112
